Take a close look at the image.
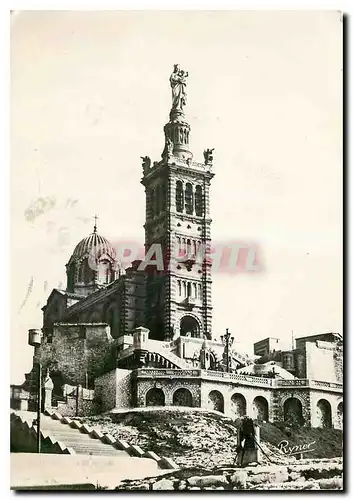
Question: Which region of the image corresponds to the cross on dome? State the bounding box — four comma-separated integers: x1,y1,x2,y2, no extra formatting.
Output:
93,214,99,233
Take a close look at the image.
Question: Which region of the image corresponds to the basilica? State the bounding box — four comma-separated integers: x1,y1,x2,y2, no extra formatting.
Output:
14,66,343,431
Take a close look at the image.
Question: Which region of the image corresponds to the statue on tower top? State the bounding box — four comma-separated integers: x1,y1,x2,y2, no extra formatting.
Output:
170,64,188,112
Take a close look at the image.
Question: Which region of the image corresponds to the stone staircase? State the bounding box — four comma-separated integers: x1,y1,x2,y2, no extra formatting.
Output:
15,411,128,457
149,341,192,370
119,339,192,370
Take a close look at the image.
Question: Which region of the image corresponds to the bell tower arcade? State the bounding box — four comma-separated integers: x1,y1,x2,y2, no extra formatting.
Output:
141,64,214,342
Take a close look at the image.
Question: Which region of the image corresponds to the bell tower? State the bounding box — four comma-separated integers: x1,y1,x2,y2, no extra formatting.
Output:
141,64,214,341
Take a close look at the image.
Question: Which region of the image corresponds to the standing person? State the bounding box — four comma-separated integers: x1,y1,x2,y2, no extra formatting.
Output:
236,416,258,467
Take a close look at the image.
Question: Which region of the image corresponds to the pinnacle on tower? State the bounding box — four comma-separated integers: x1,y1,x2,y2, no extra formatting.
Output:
162,64,193,161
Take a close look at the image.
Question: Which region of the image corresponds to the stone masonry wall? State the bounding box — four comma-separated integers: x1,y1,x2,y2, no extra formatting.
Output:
136,378,201,407
95,370,117,413
39,323,114,388
115,369,133,409
95,369,132,412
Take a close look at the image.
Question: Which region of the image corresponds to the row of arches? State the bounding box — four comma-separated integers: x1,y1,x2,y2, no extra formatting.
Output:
144,389,343,429
148,182,205,219
146,387,193,407
282,397,343,428
144,388,269,421
176,181,203,216
176,237,203,259
177,280,202,299
208,392,269,421
284,397,342,428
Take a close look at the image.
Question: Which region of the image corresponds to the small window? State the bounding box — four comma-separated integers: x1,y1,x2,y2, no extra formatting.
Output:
185,183,193,215
195,185,203,216
176,181,184,212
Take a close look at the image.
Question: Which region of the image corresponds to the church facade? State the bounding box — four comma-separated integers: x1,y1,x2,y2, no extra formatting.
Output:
17,66,343,431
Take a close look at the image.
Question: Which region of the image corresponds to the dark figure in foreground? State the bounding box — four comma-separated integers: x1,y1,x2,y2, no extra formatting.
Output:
236,416,260,466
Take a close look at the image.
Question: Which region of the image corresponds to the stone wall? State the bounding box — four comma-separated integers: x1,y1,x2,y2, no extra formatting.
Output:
131,373,342,430
39,323,114,388
116,460,343,491
95,368,132,412
116,369,133,409
95,370,117,413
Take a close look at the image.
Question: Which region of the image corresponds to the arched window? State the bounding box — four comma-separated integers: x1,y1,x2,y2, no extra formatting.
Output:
183,282,187,296
180,238,187,257
97,259,111,284
193,283,197,297
78,263,84,282
187,282,191,297
180,315,200,338
186,239,192,257
176,236,181,257
185,183,193,215
195,185,203,217
198,284,202,299
176,181,184,212
178,280,181,296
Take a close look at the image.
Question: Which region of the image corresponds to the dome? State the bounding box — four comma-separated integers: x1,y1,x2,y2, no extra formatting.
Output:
70,229,116,263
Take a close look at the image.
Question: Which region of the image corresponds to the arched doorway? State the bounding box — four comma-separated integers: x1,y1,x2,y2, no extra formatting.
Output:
146,388,165,407
283,397,304,426
173,388,193,407
208,390,224,413
180,315,200,338
316,399,332,428
337,402,343,429
252,396,269,422
231,393,246,419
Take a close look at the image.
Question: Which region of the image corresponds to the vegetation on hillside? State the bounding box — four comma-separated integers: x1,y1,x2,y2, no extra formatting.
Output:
82,408,342,468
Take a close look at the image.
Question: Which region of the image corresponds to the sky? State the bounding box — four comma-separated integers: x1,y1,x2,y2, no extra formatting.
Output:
10,10,342,383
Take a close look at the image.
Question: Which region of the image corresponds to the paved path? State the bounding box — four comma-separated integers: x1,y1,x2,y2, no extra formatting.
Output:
11,453,162,490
